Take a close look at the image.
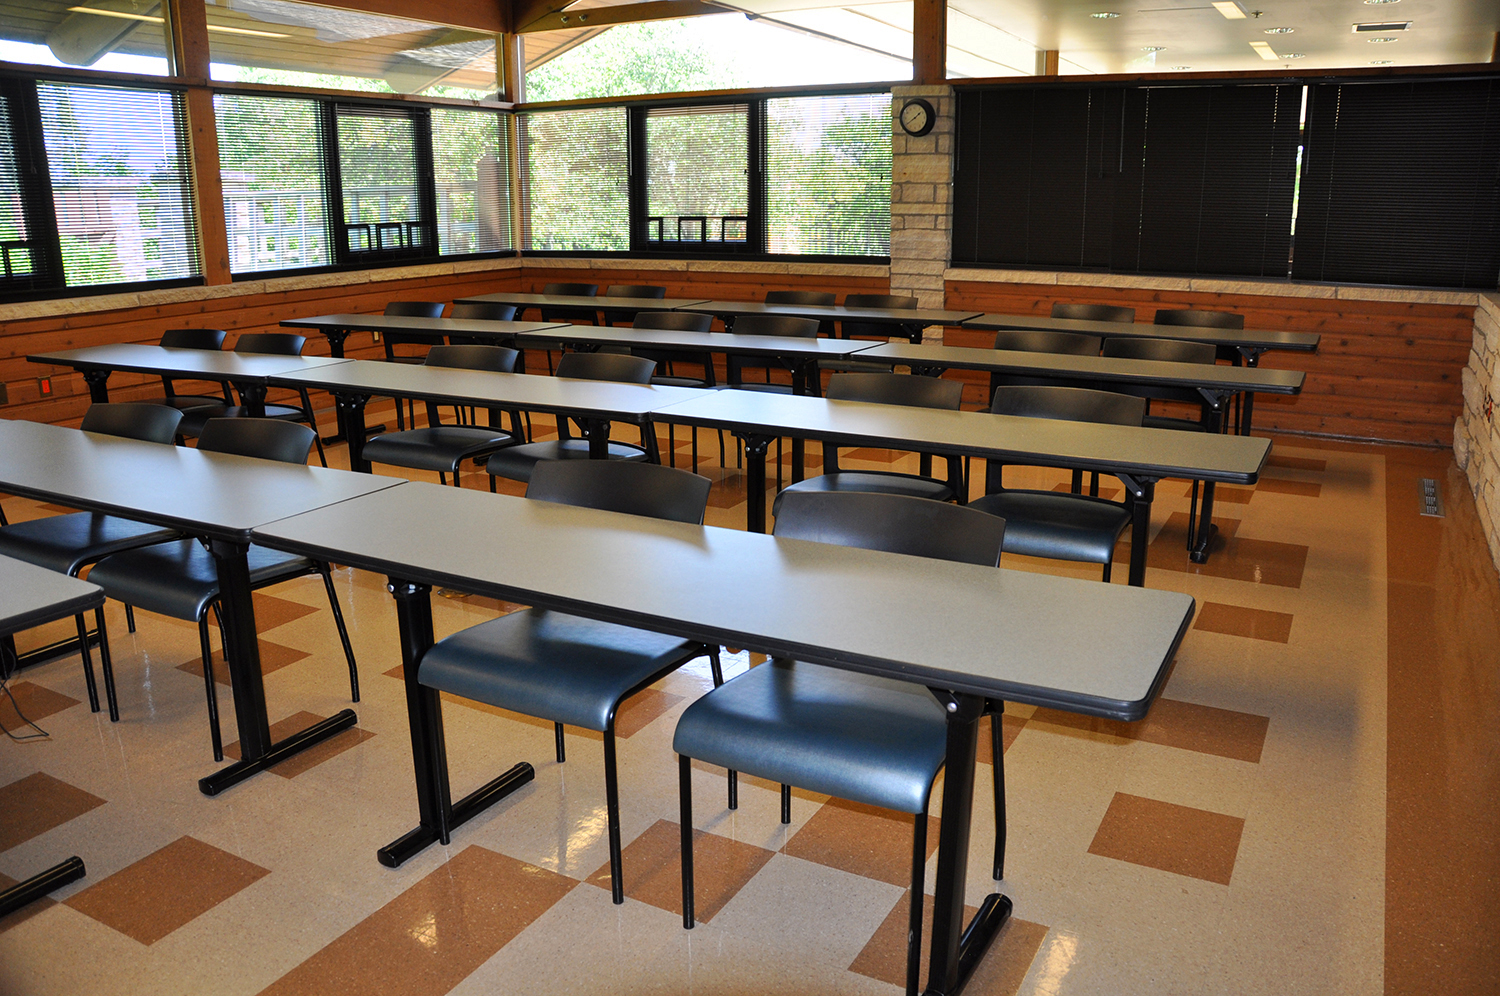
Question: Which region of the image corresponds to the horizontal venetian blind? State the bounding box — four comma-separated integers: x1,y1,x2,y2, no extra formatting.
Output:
335,104,430,258
1293,78,1500,289
0,88,43,288
214,93,332,274
520,106,628,252
644,104,749,247
765,93,890,257
36,82,200,287
431,106,512,255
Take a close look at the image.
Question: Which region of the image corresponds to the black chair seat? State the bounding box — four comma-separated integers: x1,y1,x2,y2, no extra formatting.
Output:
675,659,948,814
0,513,179,574
420,609,707,732
969,491,1131,564
485,440,649,483
1142,414,1206,433
361,426,519,474
773,472,956,516
178,404,305,437
88,539,314,622
721,382,793,395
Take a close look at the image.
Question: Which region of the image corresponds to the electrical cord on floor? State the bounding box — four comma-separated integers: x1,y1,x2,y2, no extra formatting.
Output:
0,640,50,742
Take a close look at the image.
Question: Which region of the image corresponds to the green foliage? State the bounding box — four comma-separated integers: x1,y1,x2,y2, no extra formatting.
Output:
526,20,746,102
60,234,124,285
524,107,629,251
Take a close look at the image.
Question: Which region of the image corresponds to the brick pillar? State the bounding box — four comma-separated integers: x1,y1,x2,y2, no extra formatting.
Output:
889,84,954,344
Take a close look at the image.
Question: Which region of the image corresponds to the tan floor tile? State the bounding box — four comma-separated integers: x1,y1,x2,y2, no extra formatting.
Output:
1193,601,1294,643
849,890,1049,996
977,712,1027,765
0,772,106,852
785,798,936,888
258,845,575,996
1211,485,1255,504
585,818,775,923
1050,482,1122,501
0,871,56,933
176,639,311,686
249,592,320,631
222,711,376,778
1256,476,1323,498
1132,512,1308,588
1028,697,1269,763
1087,792,1245,886
1265,453,1326,472
0,681,80,735
65,836,269,945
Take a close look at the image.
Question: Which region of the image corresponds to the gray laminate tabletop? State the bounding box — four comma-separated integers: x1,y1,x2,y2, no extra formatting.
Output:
281,313,567,344
28,344,352,382
454,292,711,313
252,482,1196,719
510,325,891,359
0,553,104,636
682,300,983,327
962,313,1321,353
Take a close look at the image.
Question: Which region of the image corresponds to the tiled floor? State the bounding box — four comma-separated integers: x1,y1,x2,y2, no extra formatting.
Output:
2,406,1497,995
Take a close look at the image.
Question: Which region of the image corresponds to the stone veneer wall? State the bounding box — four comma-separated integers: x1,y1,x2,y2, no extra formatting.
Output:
1456,293,1500,571
889,84,954,344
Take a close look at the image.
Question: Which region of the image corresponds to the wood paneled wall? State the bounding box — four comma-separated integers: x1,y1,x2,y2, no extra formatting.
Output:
945,280,1472,446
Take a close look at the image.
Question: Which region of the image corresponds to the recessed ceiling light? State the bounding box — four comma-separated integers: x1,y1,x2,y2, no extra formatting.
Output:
1263,27,1294,34
1368,36,1398,43
1364,0,1401,5
1282,53,1306,59
1370,59,1394,65
1172,65,1193,70
1249,41,1280,60
1212,1,1247,19
1141,46,1165,52
1090,11,1121,19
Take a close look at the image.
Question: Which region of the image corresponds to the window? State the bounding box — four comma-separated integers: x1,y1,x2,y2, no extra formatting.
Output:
0,2,171,77
520,106,629,252
431,107,513,255
215,93,332,273
519,91,891,260
333,105,432,259
0,86,41,287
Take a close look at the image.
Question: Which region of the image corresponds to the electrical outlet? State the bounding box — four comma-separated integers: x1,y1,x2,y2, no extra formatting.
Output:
37,377,51,397
372,330,381,343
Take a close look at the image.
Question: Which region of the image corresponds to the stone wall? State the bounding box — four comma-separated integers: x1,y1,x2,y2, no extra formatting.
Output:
1456,293,1500,571
889,84,954,343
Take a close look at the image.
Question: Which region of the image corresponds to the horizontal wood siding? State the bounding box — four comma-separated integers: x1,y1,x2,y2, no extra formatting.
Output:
944,281,1471,446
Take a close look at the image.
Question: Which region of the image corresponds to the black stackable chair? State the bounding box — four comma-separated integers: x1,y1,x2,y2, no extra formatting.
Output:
380,302,448,428
763,288,835,339
724,314,822,394
1155,306,1248,430
359,345,525,487
674,490,1009,996
443,301,518,349
176,332,328,467
822,293,920,374
1052,302,1136,323
771,372,966,518
630,310,722,470
601,284,666,326
484,352,660,487
418,459,721,904
0,403,184,719
987,328,1107,493
530,283,601,373
86,419,361,760
970,385,1145,581
153,329,234,412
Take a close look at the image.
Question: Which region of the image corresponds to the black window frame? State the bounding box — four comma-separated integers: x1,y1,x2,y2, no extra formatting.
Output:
522,86,892,264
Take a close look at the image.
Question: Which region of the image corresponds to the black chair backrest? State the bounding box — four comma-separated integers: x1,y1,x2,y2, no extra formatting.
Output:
234,332,305,356
633,311,714,333
424,344,519,372
160,328,226,350
80,402,183,443
765,290,835,306
384,301,445,319
198,418,315,464
826,372,963,410
1051,303,1136,323
543,283,598,297
1102,337,1216,365
992,329,1101,355
527,460,711,525
990,385,1146,426
449,302,517,322
844,294,917,310
1153,308,1244,330
774,491,1005,568
554,351,656,384
606,285,666,299
733,315,821,339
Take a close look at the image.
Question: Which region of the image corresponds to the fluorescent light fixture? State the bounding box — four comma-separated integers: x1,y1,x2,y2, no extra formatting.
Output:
1263,27,1294,34
68,6,287,36
206,24,289,37
1249,41,1280,60
1141,46,1165,52
1213,2,1247,19
1090,12,1121,19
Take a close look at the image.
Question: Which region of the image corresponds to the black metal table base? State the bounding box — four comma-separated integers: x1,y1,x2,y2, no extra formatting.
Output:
198,709,359,796
378,762,535,868
0,857,85,919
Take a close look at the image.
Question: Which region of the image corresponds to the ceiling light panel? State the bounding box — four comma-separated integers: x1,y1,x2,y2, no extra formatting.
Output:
1212,2,1247,19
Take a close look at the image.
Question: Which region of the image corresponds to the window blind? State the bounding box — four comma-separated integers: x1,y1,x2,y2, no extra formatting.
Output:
35,82,199,287
0,89,40,286
765,93,890,257
214,93,332,274
431,107,512,255
643,104,749,246
334,104,431,258
1293,78,1500,289
519,106,628,252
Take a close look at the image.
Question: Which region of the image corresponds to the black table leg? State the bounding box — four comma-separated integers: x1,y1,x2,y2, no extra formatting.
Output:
378,579,533,869
581,418,613,460
924,692,1010,996
239,384,268,419
198,538,357,796
82,370,110,404
1191,482,1220,564
336,393,372,472
0,857,85,918
737,432,773,533
1121,475,1155,587
317,330,385,444
1236,349,1265,437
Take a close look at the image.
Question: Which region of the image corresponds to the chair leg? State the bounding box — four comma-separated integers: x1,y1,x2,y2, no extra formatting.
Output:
992,711,1006,881
125,603,136,633
706,649,738,808
489,475,497,494
1186,480,1201,551
667,423,676,468
907,811,929,996
438,472,446,486
554,721,566,763
780,783,792,824
317,564,360,702
604,727,625,904
199,612,224,762
679,753,696,928
1101,559,1112,583
74,613,100,713
95,606,118,722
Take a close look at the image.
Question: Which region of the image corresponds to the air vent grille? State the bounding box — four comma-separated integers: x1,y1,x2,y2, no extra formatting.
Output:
1353,21,1411,31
